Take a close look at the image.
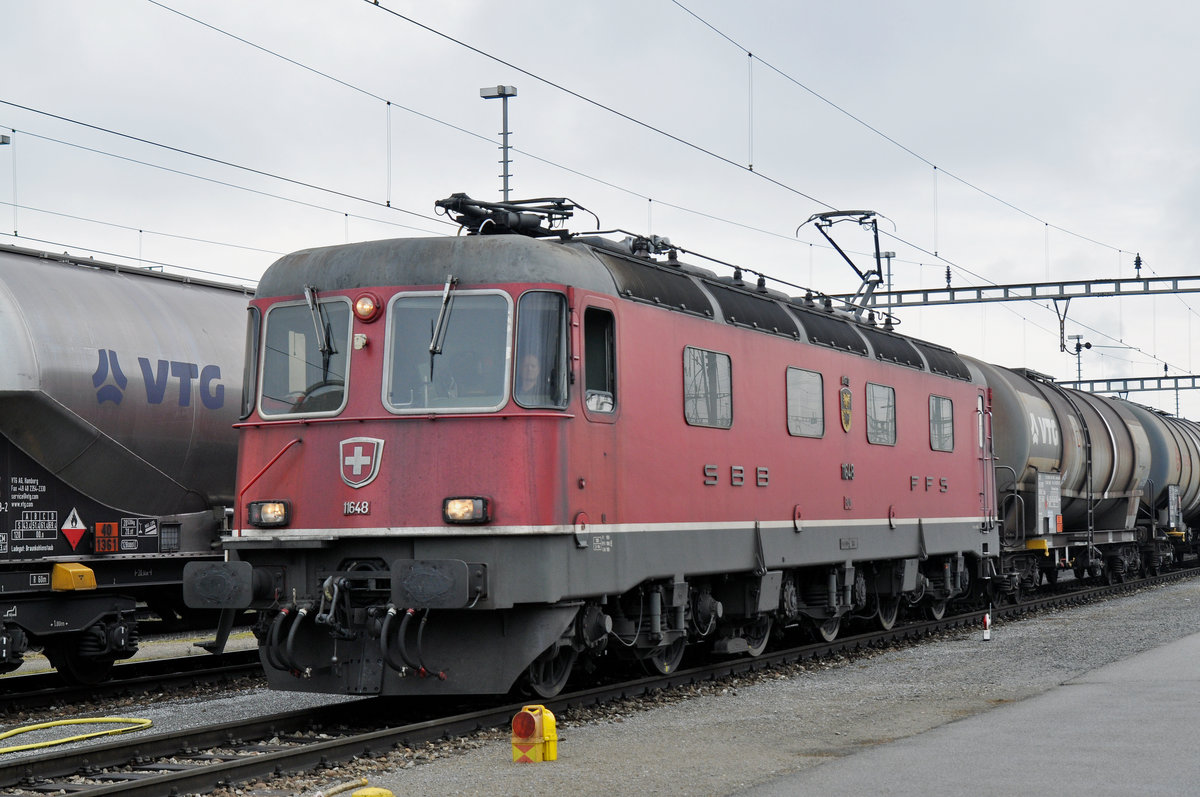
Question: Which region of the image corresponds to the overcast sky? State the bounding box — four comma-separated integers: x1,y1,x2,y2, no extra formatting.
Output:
2,0,1198,416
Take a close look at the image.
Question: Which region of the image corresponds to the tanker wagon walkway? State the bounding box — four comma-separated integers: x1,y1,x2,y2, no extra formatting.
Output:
739,632,1200,796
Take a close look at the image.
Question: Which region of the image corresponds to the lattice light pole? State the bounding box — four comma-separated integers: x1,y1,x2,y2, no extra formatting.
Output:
480,85,517,201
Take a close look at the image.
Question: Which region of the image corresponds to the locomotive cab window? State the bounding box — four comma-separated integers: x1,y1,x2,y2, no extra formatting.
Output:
515,291,568,409
684,346,732,429
866,382,896,445
930,395,954,452
583,307,616,414
786,367,824,437
384,291,512,414
259,298,351,416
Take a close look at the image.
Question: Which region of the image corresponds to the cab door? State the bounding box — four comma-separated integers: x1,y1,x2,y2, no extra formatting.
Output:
569,295,620,551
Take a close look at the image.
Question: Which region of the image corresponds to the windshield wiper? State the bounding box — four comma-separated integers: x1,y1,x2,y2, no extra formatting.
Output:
428,275,458,355
303,284,332,357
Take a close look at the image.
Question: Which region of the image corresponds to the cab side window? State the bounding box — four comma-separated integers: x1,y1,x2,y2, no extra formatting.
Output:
584,307,616,413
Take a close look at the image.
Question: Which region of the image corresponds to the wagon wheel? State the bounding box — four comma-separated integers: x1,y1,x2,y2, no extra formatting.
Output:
43,642,115,686
745,616,772,657
644,638,687,675
523,644,577,699
877,597,901,631
927,600,948,621
815,616,841,642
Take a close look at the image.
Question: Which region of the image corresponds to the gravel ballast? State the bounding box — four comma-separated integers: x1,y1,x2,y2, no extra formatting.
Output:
341,579,1200,797
10,579,1199,795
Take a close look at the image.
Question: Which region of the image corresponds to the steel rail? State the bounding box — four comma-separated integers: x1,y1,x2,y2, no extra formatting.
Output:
0,649,261,714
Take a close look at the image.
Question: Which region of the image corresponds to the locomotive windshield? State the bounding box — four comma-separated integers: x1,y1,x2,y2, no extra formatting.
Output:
259,298,351,416
385,291,512,413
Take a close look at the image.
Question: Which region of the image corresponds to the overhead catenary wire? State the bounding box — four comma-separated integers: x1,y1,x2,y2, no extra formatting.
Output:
0,120,451,240
669,0,1127,257
0,200,284,257
5,3,1188,394
0,100,445,229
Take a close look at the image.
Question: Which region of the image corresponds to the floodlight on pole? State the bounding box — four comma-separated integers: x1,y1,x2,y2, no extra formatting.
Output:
479,85,517,201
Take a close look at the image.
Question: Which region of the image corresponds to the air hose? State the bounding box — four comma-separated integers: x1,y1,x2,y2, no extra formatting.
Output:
0,716,152,754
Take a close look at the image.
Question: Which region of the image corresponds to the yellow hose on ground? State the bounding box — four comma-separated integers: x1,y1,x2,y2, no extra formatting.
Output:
307,777,369,796
0,717,152,754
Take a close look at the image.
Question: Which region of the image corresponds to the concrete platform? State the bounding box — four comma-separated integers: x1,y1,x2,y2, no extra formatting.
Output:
740,632,1200,796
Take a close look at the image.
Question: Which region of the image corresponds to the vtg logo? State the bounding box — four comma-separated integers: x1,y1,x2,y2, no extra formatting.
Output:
93,349,225,409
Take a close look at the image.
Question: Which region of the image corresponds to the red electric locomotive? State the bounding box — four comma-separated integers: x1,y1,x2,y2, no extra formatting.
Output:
186,194,994,696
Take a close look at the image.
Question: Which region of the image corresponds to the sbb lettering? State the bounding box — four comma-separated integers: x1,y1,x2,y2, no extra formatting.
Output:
703,464,770,487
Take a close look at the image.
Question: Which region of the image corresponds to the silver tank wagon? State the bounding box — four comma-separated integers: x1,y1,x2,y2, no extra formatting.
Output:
0,244,250,681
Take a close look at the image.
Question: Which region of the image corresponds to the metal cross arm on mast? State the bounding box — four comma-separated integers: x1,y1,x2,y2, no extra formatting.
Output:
829,274,1200,308
1058,375,1200,394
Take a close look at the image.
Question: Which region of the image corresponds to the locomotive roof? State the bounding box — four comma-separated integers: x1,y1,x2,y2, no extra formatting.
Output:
258,233,972,381
255,235,618,298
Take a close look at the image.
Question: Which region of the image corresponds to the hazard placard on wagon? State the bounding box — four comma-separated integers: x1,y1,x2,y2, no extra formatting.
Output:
61,508,87,551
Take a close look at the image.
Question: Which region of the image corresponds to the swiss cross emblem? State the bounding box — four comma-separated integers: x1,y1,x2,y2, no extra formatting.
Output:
340,437,384,488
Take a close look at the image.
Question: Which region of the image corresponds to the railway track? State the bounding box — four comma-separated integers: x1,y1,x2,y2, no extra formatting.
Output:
2,568,1194,796
0,649,262,715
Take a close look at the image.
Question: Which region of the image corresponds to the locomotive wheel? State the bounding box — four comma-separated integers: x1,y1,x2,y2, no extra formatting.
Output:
927,600,947,621
815,616,840,642
43,643,115,686
524,644,577,699
745,616,772,657
644,638,687,675
877,597,901,631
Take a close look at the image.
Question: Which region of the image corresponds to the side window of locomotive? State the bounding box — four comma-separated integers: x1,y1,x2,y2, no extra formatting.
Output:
929,395,954,452
241,306,261,420
515,291,568,409
786,367,824,437
260,299,350,416
866,382,896,445
583,307,616,413
385,292,511,413
684,346,732,429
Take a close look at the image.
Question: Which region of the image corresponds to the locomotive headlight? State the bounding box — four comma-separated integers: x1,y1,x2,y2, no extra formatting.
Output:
443,496,490,524
354,293,381,322
248,500,290,528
